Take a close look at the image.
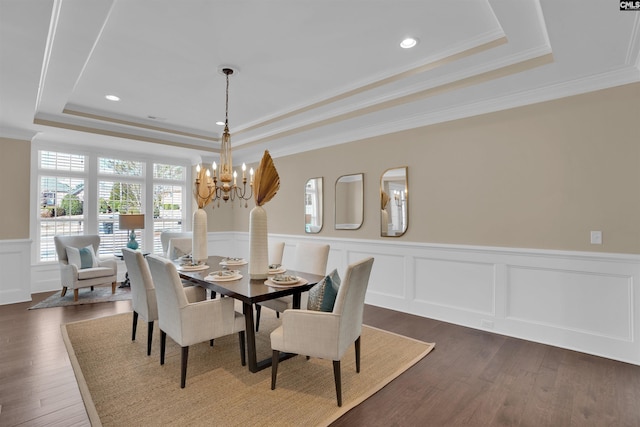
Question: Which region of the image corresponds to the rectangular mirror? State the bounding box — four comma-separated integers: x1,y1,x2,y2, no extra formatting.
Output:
304,177,323,233
381,166,408,237
335,173,363,230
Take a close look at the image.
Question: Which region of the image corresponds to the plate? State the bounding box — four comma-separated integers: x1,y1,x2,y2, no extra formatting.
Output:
206,272,242,282
265,277,308,288
268,267,286,275
271,274,300,285
178,264,209,271
220,258,248,266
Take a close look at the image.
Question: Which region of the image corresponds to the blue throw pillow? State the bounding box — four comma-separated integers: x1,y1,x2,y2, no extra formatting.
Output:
66,245,98,269
307,269,341,312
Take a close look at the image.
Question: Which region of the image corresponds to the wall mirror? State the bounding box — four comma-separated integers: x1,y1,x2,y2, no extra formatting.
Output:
335,173,364,230
380,166,408,237
304,177,323,233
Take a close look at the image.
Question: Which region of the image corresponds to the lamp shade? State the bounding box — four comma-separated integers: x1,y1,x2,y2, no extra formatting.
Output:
119,214,144,230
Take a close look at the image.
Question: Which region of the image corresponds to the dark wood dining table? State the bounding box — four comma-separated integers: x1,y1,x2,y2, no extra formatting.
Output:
176,255,323,373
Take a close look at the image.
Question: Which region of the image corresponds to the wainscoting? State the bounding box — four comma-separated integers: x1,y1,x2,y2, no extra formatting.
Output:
4,233,640,365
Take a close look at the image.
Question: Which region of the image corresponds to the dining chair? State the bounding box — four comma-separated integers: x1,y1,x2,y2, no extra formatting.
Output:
255,242,329,331
270,257,374,406
160,231,192,258
54,234,118,301
122,248,206,356
146,255,246,388
269,241,285,266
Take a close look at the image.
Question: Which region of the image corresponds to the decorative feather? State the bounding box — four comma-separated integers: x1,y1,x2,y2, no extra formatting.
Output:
253,150,280,206
381,190,389,210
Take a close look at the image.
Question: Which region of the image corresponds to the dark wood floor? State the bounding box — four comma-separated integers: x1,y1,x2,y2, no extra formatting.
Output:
2,293,640,426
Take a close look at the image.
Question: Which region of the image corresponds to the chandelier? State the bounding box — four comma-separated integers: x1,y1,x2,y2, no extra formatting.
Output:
194,67,253,208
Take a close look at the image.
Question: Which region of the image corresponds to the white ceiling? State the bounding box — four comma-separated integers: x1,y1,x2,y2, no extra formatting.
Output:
1,0,639,165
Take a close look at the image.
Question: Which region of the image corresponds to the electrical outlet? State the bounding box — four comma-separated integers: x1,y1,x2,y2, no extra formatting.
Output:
590,231,602,245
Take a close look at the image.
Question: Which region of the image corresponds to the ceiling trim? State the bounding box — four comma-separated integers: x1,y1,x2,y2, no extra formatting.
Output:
62,108,218,142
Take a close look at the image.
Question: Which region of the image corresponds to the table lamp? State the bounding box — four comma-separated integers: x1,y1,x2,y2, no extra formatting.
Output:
119,214,145,250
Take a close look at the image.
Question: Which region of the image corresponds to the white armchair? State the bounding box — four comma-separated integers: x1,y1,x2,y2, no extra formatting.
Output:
146,255,246,388
54,235,117,302
270,257,374,407
122,248,206,356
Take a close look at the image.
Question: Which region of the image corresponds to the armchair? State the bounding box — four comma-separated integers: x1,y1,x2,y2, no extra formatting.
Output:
270,256,374,406
54,235,117,302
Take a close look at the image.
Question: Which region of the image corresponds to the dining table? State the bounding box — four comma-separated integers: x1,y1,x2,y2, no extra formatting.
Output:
176,255,324,373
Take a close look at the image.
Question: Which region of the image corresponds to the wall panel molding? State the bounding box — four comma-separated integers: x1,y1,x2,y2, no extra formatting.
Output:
4,233,639,364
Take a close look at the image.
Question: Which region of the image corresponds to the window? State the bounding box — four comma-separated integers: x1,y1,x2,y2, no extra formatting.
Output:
34,148,188,262
37,151,87,261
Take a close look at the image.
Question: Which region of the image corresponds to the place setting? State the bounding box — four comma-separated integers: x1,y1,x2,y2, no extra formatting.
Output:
264,273,308,288
205,269,243,282
219,256,248,267
176,255,209,272
268,263,286,275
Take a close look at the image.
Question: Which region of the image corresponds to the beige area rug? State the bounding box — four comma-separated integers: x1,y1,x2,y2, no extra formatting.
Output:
62,307,435,426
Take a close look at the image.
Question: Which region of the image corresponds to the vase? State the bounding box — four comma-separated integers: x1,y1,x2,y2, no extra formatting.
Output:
249,205,269,279
192,208,208,264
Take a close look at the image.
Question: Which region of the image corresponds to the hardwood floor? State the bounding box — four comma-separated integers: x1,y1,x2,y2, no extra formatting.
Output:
2,293,640,426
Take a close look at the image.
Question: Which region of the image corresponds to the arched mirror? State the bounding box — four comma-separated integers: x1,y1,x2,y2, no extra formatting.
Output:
380,167,408,237
304,177,323,233
335,173,364,230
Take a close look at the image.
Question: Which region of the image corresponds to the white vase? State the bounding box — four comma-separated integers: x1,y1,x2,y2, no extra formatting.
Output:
249,206,269,279
192,208,208,264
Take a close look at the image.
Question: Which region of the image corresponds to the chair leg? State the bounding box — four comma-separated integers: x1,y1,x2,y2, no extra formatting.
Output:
111,281,116,294
132,311,138,341
210,339,214,347
61,287,67,297
238,331,246,366
271,350,280,390
73,289,79,302
333,360,342,407
160,330,167,365
180,346,189,388
255,305,261,332
355,336,361,373
147,321,154,356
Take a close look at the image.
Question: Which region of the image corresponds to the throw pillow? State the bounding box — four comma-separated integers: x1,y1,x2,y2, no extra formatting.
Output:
307,269,341,312
66,245,98,269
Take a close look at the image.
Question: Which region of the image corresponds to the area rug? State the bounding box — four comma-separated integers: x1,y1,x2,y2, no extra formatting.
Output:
62,309,435,426
30,285,131,309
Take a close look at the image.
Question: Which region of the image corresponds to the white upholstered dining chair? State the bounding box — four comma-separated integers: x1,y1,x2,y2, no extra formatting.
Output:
122,248,206,356
146,255,246,388
255,242,329,331
54,234,118,302
270,256,374,406
160,231,192,259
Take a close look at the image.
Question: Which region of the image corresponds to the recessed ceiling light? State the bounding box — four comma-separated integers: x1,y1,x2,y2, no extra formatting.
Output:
105,94,120,101
400,38,418,49
215,121,224,126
